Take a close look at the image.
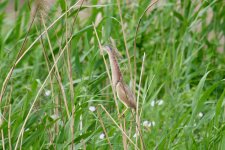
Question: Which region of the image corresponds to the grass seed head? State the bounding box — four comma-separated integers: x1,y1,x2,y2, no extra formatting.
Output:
35,0,50,18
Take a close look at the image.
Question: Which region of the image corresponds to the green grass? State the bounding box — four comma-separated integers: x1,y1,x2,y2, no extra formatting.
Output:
0,0,225,149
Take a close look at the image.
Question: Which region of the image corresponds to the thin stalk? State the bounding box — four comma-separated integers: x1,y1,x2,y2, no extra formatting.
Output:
63,1,74,148
66,1,85,148
136,53,146,150
96,108,113,149
41,14,70,120
116,0,133,92
133,0,159,96
1,129,5,150
98,104,139,150
8,104,12,150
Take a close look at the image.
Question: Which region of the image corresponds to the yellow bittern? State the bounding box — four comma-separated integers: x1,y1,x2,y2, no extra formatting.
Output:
102,46,136,110
102,46,146,149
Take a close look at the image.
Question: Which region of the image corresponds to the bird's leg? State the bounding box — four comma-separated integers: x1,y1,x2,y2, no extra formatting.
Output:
118,107,128,118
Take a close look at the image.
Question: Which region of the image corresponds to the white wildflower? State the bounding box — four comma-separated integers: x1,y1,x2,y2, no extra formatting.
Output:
157,99,164,106
45,90,51,97
198,112,203,118
143,120,149,127
133,133,137,138
151,100,155,107
89,106,96,112
148,121,155,127
99,133,105,139
142,120,156,127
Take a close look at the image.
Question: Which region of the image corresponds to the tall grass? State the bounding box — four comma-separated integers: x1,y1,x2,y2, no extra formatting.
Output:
0,0,224,149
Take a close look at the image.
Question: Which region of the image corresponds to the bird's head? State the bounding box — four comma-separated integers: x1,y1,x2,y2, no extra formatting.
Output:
102,45,112,53
101,45,122,58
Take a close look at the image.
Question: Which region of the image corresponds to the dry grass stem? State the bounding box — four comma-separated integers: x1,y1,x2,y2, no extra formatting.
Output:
116,0,133,91
8,104,12,150
96,108,113,149
133,0,159,96
98,104,139,150
136,53,146,149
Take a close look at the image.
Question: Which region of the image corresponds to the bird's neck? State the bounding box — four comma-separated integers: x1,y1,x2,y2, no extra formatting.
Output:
106,50,122,86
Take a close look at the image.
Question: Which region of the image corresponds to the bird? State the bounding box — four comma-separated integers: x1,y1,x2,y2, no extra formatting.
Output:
102,45,136,110
102,46,146,148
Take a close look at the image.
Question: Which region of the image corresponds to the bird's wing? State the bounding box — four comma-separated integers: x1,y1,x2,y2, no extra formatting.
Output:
116,82,136,109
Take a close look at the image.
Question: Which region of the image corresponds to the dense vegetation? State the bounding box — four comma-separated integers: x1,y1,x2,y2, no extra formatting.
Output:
0,0,224,149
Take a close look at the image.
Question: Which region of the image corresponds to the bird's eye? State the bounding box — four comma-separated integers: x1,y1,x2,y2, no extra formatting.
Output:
105,45,112,51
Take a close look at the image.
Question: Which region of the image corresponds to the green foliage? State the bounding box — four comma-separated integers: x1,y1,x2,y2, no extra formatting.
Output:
0,0,224,149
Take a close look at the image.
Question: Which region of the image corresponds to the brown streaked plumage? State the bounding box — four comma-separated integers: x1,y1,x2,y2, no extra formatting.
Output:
103,46,136,110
